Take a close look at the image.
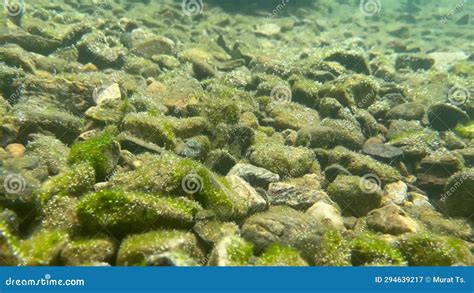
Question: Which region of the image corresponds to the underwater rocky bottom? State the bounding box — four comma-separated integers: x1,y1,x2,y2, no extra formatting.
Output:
0,0,473,266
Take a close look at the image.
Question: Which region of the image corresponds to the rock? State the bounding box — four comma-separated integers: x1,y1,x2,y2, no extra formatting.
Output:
227,163,280,188
69,130,121,181
241,206,322,253
146,251,200,266
77,190,201,237
398,234,471,266
226,175,267,215
442,169,474,217
324,50,370,75
177,136,211,161
77,31,126,69
453,148,474,167
255,23,281,37
60,237,116,266
116,230,203,266
192,59,216,80
255,244,308,266
383,181,408,204
291,78,320,107
267,182,327,210
427,103,470,131
350,233,405,266
266,102,320,130
18,230,69,266
248,143,315,178
26,134,69,176
386,102,425,121
208,235,254,266
123,55,161,78
328,146,402,184
395,55,434,71
193,220,239,245
366,204,419,235
416,149,464,196
386,120,424,140
206,149,237,175
5,143,25,157
297,119,365,151
92,83,121,105
428,52,469,71
306,201,345,231
110,152,246,220
13,101,84,144
40,163,95,197
327,175,383,217
319,97,343,118
389,129,441,159
363,140,404,162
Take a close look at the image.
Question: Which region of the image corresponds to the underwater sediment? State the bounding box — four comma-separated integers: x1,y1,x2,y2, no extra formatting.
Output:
0,0,473,266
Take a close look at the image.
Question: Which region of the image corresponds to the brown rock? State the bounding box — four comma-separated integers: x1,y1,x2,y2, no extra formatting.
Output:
5,143,25,157
366,204,418,235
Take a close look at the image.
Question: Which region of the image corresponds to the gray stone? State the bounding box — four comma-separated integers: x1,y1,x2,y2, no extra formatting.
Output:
227,163,280,188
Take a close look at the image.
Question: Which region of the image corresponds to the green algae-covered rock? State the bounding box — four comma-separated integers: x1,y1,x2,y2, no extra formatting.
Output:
311,230,350,266
350,233,405,266
18,230,69,266
256,243,308,266
122,113,208,147
389,129,441,159
41,195,79,233
208,235,254,266
242,206,323,254
27,134,70,176
327,175,382,217
297,119,365,151
291,77,320,107
328,146,402,184
200,98,241,126
60,236,116,266
398,234,472,266
77,190,200,238
110,152,247,220
116,230,204,266
69,130,120,181
249,143,315,178
193,220,239,245
40,163,95,197
442,169,474,217
267,102,320,130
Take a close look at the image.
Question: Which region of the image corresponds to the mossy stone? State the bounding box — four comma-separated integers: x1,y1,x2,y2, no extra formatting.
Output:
40,163,95,197
442,169,474,217
18,230,69,266
60,236,116,266
312,230,351,266
398,234,472,266
77,190,200,238
327,175,382,217
256,244,308,266
350,233,405,266
208,235,254,266
116,230,203,266
69,131,120,181
249,143,315,178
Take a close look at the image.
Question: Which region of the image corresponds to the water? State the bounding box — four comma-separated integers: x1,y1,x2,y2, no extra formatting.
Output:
0,0,473,267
